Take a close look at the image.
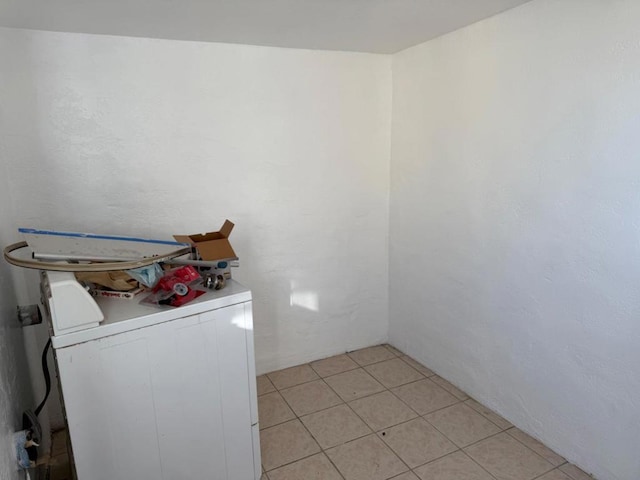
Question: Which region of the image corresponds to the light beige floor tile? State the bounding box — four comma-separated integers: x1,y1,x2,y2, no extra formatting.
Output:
311,354,359,377
365,358,425,388
258,392,296,429
391,379,459,415
49,460,72,480
538,470,573,480
257,375,277,395
430,376,469,401
464,399,513,430
379,418,457,468
267,365,319,390
280,379,343,416
414,451,494,480
464,432,554,480
390,472,420,480
559,463,594,480
326,434,408,480
424,403,501,447
260,419,321,471
301,404,371,449
506,428,565,466
348,345,396,366
400,356,435,377
261,475,269,480
325,368,385,401
267,453,342,480
349,391,418,431
51,430,69,457
384,344,404,356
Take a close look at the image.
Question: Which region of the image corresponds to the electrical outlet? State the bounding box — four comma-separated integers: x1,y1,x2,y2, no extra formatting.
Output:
17,305,42,326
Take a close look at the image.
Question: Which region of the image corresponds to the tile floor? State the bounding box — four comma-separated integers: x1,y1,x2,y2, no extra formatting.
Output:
33,429,72,480
258,344,595,480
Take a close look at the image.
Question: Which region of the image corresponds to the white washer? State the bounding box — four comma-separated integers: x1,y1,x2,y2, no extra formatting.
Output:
42,274,261,480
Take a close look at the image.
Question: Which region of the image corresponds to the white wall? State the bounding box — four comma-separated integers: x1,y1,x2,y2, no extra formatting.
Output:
0,28,392,375
389,2,640,479
0,162,34,478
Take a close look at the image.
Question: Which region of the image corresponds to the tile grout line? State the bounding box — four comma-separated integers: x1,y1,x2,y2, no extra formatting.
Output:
503,427,564,471
264,370,349,479
260,345,572,480
463,398,513,430
290,382,349,480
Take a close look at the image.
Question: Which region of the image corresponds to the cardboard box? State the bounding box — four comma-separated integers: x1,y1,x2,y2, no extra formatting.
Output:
174,220,238,262
91,287,145,300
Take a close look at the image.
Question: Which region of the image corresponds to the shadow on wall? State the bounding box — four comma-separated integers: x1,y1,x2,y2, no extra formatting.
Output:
0,30,65,470
0,248,35,478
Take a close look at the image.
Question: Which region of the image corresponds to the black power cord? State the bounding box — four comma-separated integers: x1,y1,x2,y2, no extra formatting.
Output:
22,338,53,464
34,338,52,417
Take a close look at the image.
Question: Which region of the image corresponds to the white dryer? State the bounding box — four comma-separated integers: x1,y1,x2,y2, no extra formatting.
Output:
42,272,261,480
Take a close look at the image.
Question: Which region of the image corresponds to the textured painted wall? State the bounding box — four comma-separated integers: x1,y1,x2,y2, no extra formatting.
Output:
0,28,392,374
0,159,34,478
389,1,640,479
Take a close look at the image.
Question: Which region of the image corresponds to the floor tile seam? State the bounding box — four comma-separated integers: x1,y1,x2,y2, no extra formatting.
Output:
326,431,413,478
364,363,428,389
278,377,345,418
308,360,360,379
293,399,350,423
458,429,507,451
409,449,500,480
311,345,395,371
397,356,437,377
529,466,571,480
268,376,320,392
347,392,420,434
372,415,495,474
385,384,435,417
338,397,377,435
347,353,399,368
344,385,424,427
504,427,566,467
316,425,373,451
361,351,421,371
458,449,501,480
318,375,350,406
378,427,460,472
277,378,347,421
323,369,387,402
261,417,323,472
376,418,486,472
493,429,556,471
463,398,512,430
279,448,349,480
558,464,595,480
258,390,277,398
308,430,396,480
360,409,423,436
383,344,405,357
308,434,350,480
414,397,465,418
460,429,557,478
321,450,348,480
420,403,498,449
320,372,376,404
292,419,349,480
257,390,297,429
390,375,451,398
322,365,371,382
429,374,471,401
263,450,325,475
